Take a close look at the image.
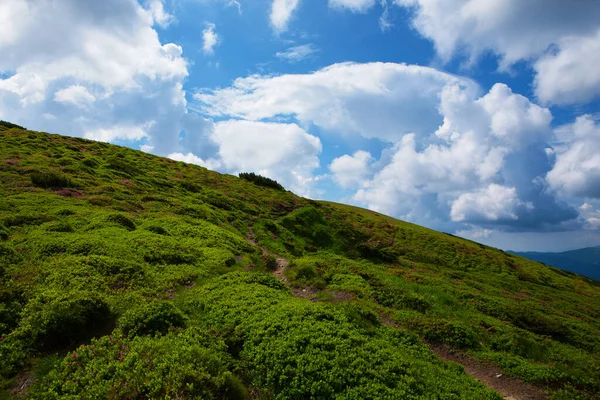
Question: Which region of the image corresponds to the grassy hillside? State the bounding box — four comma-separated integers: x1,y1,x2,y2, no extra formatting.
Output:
514,247,600,281
0,122,599,399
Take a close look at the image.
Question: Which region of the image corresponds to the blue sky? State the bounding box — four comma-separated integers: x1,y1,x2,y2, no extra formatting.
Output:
1,0,600,252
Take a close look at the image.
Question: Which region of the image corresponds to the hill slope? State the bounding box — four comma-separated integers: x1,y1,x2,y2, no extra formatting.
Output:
0,123,599,399
513,247,600,281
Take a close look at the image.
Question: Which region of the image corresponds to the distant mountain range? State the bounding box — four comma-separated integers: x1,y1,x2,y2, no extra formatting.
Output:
512,246,600,280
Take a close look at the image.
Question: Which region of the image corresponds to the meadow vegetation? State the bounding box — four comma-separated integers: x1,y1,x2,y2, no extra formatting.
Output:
0,123,599,399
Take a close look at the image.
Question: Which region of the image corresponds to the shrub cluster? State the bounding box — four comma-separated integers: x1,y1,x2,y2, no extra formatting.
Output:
30,171,72,189
239,172,284,191
0,120,25,130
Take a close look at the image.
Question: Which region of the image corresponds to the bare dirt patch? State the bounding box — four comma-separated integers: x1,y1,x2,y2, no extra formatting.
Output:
429,344,550,400
10,369,35,399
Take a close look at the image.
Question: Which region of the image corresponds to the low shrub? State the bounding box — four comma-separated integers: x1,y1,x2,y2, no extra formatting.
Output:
0,225,9,241
3,212,52,227
0,120,25,130
239,172,284,191
0,242,22,266
81,157,101,168
46,221,74,233
15,291,114,351
146,225,169,235
179,180,202,193
119,302,188,338
55,209,76,217
418,319,480,349
106,213,136,231
265,255,278,271
30,171,71,188
30,329,244,400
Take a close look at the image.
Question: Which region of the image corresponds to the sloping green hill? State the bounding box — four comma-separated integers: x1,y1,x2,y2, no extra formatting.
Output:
513,247,600,281
1,123,599,399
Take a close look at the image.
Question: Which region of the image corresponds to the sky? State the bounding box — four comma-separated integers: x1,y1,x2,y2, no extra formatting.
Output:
1,0,600,252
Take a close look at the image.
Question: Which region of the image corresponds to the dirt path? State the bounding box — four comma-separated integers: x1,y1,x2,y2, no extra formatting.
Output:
244,229,548,400
430,344,549,400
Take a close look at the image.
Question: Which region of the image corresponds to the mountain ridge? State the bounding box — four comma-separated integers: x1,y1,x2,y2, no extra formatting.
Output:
512,246,600,281
1,122,599,399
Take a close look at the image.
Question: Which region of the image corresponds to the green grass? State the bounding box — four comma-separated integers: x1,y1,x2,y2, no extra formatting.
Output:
0,126,599,399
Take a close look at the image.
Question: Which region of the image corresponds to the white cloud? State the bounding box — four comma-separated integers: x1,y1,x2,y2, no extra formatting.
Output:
211,120,322,196
54,85,96,108
450,184,532,222
395,0,600,104
169,120,322,196
0,0,188,155
534,30,600,105
270,0,300,33
85,125,149,142
578,202,600,231
351,82,563,229
329,0,376,13
329,150,373,188
168,152,218,169
146,0,174,28
275,44,318,62
194,62,577,230
547,115,600,199
196,62,478,142
202,23,220,55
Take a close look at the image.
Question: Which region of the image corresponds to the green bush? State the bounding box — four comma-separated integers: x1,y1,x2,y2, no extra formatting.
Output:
265,255,278,271
106,213,136,231
30,329,245,400
2,212,52,227
81,157,101,168
46,220,74,232
239,172,284,190
146,225,169,235
16,291,113,351
418,319,480,349
120,302,188,338
0,120,25,130
0,242,22,266
179,180,202,193
55,208,76,217
186,274,500,399
30,171,71,188
0,225,9,241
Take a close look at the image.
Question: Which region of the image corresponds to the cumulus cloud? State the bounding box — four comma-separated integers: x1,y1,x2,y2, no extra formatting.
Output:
547,115,600,199
275,44,319,62
579,202,600,231
85,125,149,142
534,30,600,105
353,82,576,230
329,150,373,188
170,120,322,197
270,0,300,33
202,23,220,54
54,85,96,108
0,0,188,154
196,62,478,142
167,152,217,169
395,0,600,104
194,61,580,231
450,184,532,222
147,0,174,28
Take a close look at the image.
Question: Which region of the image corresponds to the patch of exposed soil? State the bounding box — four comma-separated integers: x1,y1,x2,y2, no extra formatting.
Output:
10,369,35,399
429,344,550,400
291,286,319,301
